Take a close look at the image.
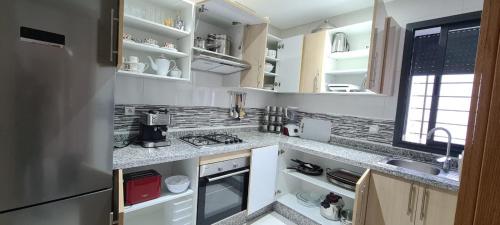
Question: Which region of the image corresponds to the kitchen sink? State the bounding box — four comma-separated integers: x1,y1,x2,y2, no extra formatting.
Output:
383,159,442,175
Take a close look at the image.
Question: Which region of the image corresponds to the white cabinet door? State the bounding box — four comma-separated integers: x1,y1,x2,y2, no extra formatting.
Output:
247,145,279,215
276,35,304,93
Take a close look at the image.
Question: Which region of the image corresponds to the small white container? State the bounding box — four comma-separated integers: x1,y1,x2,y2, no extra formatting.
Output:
165,175,190,193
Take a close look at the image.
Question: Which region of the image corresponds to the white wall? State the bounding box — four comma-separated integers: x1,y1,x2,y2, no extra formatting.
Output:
115,70,277,108
275,0,483,120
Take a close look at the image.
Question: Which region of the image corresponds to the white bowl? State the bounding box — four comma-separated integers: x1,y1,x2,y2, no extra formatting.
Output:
264,63,274,72
165,175,190,193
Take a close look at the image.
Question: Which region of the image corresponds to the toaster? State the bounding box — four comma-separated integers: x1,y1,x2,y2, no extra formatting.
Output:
124,170,162,205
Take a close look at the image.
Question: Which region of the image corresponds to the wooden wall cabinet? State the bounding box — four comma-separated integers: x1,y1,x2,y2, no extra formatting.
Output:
241,23,269,88
299,31,327,93
365,172,457,225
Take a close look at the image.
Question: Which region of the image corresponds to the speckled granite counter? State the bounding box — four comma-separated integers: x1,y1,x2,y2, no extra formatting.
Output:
113,131,459,192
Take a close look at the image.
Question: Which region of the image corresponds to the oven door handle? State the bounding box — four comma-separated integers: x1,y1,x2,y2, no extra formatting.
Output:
207,169,250,182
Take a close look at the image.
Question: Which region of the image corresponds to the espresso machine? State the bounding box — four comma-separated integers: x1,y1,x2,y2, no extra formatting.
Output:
140,109,171,148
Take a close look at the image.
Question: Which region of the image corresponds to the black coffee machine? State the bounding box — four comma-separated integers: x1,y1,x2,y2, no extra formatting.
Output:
140,109,171,148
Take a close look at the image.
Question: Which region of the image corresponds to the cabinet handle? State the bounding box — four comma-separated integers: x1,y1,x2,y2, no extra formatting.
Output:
420,188,429,220
407,184,415,215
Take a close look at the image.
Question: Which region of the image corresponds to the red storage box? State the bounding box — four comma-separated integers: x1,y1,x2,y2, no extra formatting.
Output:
124,170,161,205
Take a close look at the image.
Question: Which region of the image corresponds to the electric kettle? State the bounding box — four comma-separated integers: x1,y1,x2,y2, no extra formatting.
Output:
332,32,349,53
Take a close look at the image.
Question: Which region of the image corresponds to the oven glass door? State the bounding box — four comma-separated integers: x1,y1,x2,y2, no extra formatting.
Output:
197,168,249,225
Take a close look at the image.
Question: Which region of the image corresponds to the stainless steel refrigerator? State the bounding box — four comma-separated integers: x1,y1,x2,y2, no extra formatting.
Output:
0,0,118,224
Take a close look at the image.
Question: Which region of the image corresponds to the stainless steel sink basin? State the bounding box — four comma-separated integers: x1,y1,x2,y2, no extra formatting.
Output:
384,159,442,175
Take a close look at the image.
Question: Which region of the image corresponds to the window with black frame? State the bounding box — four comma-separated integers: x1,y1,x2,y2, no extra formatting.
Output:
394,12,481,156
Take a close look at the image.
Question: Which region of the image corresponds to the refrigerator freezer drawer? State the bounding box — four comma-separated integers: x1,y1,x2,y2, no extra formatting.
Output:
0,189,112,225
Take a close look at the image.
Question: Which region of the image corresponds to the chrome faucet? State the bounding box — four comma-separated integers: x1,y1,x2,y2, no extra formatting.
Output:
427,127,452,172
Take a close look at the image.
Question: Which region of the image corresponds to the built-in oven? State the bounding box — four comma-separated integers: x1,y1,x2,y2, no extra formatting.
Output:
197,156,250,225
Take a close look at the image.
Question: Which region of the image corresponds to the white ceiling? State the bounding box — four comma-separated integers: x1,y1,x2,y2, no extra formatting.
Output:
234,0,376,30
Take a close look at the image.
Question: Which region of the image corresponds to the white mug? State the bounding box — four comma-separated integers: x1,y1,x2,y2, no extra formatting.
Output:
123,62,138,72
136,63,149,73
128,56,139,63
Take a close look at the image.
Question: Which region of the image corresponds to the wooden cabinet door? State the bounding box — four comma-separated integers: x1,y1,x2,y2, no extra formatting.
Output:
353,169,371,225
241,23,268,88
414,186,457,225
365,172,417,225
299,31,326,93
113,169,125,225
247,145,279,215
366,0,389,94
276,35,304,93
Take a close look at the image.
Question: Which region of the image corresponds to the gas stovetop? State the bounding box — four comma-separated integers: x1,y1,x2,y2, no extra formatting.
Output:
179,133,243,147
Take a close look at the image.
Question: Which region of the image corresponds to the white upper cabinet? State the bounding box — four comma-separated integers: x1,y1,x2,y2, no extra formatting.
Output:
275,35,305,93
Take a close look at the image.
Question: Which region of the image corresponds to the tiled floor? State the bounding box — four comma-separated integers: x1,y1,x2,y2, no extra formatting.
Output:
248,212,296,225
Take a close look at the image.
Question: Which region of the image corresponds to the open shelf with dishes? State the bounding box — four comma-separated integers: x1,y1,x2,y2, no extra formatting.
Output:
276,149,369,224
321,21,372,93
260,33,282,91
119,0,194,81
116,158,199,225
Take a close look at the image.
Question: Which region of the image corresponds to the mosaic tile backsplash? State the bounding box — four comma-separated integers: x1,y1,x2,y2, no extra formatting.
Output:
114,104,265,134
114,104,395,145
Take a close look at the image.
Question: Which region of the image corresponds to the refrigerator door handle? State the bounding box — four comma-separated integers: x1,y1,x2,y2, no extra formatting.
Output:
110,8,119,63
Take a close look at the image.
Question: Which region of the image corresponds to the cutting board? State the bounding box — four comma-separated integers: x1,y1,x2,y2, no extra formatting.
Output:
299,118,333,143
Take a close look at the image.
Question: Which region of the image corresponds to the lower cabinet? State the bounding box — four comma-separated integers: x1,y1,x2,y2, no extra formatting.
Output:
247,145,279,215
365,171,457,225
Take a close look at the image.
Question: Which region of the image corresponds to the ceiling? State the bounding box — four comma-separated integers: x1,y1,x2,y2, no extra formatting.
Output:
234,0,375,30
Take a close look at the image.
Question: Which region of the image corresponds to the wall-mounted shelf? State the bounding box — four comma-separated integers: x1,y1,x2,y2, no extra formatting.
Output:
282,169,355,199
277,193,342,225
196,0,267,27
117,70,190,81
124,189,194,213
330,49,370,60
123,40,189,58
265,56,280,62
267,34,282,43
192,47,243,61
325,69,368,76
124,14,191,38
264,72,278,77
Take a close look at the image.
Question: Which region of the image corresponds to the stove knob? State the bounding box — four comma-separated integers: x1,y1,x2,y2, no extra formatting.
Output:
233,163,237,168
218,167,223,172
237,139,243,143
229,139,234,144
224,140,229,144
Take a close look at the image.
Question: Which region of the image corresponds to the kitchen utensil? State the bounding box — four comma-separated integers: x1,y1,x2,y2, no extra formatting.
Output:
164,17,174,27
168,61,182,78
341,209,353,225
270,106,277,113
136,62,149,73
148,54,173,76
264,62,274,72
123,32,133,41
296,192,322,207
332,32,349,53
165,175,190,193
207,34,231,55
128,56,139,63
194,37,206,49
275,125,282,133
326,168,361,191
240,94,246,118
268,124,275,131
299,118,333,143
276,115,283,123
161,42,176,50
174,15,185,30
288,159,323,176
320,193,344,221
259,124,268,132
283,124,300,137
144,37,159,47
122,62,139,72
276,107,283,115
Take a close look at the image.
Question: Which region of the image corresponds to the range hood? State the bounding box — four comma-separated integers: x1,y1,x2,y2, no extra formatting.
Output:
191,47,250,75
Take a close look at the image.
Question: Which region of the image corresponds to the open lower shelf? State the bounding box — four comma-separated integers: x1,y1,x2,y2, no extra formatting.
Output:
277,193,342,225
124,189,194,213
124,14,191,38
283,169,356,199
117,70,190,81
330,49,370,60
123,40,189,58
324,69,368,75
264,72,278,77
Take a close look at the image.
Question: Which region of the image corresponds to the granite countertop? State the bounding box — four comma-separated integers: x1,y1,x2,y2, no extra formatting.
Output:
113,131,460,192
